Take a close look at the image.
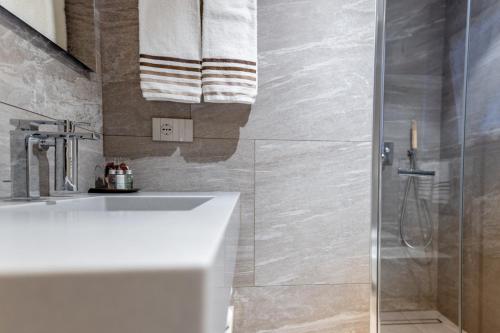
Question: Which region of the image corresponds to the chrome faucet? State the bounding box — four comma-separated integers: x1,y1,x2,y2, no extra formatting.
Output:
10,119,100,200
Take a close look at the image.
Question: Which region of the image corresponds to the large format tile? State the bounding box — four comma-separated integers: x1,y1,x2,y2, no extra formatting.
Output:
0,21,37,111
233,284,370,333
65,0,98,70
255,141,371,286
105,137,255,286
32,55,101,130
98,0,375,141
464,2,500,145
462,138,500,333
191,103,252,140
102,0,375,142
385,0,445,76
98,0,140,83
191,0,374,142
0,10,100,117
102,80,190,137
470,0,500,17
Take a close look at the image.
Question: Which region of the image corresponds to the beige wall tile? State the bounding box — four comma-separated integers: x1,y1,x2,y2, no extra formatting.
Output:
97,0,140,83
103,80,190,137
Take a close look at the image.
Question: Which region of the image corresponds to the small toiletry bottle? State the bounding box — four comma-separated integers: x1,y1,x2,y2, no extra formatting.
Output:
108,169,117,189
94,165,106,189
125,169,134,189
116,169,126,190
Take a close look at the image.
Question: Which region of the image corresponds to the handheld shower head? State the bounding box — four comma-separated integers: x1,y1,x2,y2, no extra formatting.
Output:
411,120,418,150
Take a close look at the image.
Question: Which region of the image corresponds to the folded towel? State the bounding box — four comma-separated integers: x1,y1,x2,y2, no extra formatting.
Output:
139,0,202,103
202,0,258,104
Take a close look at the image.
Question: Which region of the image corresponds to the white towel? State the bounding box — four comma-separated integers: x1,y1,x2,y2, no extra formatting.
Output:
138,0,202,103
202,0,258,104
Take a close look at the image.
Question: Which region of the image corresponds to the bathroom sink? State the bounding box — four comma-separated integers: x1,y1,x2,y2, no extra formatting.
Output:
0,192,240,333
48,195,214,211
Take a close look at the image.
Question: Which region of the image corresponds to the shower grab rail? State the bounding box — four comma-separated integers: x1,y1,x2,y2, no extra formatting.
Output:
398,169,435,177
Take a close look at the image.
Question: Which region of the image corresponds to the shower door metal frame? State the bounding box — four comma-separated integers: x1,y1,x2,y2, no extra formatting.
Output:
370,0,386,331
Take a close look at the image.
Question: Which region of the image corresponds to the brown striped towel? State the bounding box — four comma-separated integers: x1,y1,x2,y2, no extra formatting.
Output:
139,0,202,103
202,0,258,104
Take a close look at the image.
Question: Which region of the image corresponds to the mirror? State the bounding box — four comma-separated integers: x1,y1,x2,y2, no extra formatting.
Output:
0,0,97,71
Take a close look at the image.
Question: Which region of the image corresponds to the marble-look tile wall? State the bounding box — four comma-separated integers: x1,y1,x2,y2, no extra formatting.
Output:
100,0,375,331
0,8,103,197
65,0,98,71
462,1,500,332
380,0,445,312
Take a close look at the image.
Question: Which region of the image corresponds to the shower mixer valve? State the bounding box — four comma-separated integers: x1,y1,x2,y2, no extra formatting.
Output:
382,142,394,166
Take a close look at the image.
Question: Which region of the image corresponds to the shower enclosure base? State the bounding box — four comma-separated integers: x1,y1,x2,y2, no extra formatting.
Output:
381,310,459,333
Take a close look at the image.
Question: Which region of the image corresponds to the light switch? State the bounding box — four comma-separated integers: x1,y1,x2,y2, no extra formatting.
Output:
152,118,193,142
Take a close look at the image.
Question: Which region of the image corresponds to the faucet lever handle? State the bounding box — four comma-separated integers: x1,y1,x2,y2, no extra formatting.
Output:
73,122,92,132
61,120,92,133
74,121,91,126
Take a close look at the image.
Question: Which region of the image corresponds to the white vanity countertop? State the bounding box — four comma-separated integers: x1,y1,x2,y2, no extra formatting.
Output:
0,192,240,276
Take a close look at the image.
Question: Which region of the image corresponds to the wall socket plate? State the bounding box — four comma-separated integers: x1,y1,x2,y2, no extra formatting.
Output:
152,118,194,142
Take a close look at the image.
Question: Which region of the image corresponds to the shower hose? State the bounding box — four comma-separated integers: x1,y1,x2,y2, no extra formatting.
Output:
399,150,434,249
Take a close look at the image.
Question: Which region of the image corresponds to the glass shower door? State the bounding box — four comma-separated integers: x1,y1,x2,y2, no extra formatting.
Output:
378,0,469,332
462,1,500,332
378,0,500,331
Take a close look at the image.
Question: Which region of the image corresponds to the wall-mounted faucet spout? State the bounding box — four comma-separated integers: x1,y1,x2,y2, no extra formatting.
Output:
9,119,100,200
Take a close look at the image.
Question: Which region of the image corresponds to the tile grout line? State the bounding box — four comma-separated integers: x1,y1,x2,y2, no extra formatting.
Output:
235,282,372,289
104,134,372,144
1,101,104,135
253,139,256,287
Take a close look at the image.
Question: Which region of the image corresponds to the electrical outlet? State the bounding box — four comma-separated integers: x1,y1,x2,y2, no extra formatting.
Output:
152,118,193,142
161,123,174,137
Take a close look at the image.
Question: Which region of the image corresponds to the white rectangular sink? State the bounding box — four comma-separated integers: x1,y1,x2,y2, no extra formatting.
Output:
0,192,240,333
46,196,215,211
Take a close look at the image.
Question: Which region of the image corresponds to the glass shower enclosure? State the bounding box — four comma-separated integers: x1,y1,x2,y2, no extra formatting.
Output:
373,0,500,332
